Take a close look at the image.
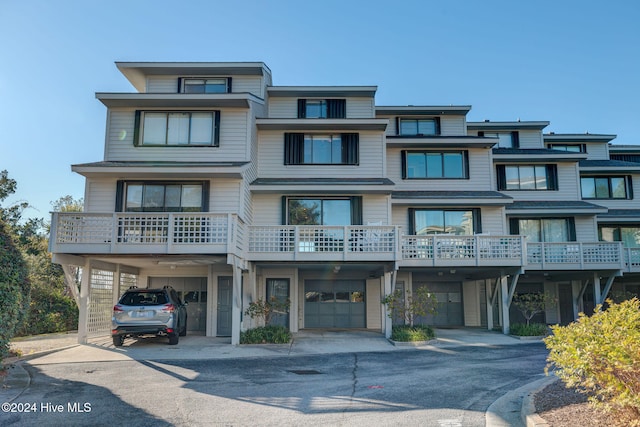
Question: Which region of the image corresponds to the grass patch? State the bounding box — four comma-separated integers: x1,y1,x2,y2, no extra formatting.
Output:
240,325,291,344
391,325,435,342
510,322,548,336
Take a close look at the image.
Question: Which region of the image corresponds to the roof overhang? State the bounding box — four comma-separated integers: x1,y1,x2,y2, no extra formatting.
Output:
376,106,471,116
250,178,394,194
493,149,587,162
467,121,550,131
387,136,497,148
597,210,640,222
72,161,249,179
96,93,263,108
255,118,388,131
579,160,640,173
543,133,617,143
267,86,377,98
505,201,607,216
116,62,270,92
391,191,513,206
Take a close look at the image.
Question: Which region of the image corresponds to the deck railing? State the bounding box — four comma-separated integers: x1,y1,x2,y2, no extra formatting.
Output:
526,242,624,270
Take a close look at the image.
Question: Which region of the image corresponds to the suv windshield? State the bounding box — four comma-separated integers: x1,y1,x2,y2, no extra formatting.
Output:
119,291,168,306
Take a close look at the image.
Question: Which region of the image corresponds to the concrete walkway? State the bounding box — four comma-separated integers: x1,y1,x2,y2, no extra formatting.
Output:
3,328,549,426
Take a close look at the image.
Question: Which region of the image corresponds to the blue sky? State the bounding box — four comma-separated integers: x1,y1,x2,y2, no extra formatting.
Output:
1,0,639,221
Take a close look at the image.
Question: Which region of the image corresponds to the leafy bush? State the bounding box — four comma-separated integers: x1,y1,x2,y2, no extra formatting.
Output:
390,325,435,342
0,219,30,361
544,298,640,426
382,287,438,327
510,322,548,336
244,297,290,326
240,325,291,344
512,292,557,326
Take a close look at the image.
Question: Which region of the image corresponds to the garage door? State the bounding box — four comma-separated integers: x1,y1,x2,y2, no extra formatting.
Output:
304,280,365,328
149,277,207,333
413,282,463,326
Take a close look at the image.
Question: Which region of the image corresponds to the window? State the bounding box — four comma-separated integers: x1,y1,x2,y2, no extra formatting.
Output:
135,111,220,146
118,182,206,212
287,198,359,226
297,99,346,119
402,151,468,179
181,78,230,93
479,131,519,148
410,209,478,235
599,225,640,247
547,143,586,153
510,218,575,242
398,118,439,136
497,165,558,190
581,176,630,199
284,133,358,165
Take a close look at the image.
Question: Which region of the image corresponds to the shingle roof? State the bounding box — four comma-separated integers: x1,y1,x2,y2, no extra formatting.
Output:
392,191,511,199
579,159,640,168
506,201,606,211
251,178,395,186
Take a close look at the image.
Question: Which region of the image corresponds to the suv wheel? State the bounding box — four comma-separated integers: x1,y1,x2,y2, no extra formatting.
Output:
168,334,179,345
179,318,187,337
113,335,125,347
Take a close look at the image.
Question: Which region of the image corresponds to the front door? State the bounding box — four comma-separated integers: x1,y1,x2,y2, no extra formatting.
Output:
217,276,233,336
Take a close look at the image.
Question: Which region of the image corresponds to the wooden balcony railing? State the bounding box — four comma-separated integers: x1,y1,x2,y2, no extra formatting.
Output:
525,242,624,270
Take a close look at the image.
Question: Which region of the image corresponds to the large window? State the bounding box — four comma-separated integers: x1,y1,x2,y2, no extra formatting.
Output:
398,118,439,136
581,176,630,199
120,182,206,212
497,165,557,190
599,225,640,247
181,78,230,93
136,111,219,146
547,143,586,153
284,133,358,165
402,151,467,179
287,198,358,226
510,218,575,242
411,209,478,235
479,131,519,148
297,99,346,119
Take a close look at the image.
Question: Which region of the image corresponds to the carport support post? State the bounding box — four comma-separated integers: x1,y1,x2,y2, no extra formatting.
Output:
500,276,510,335
593,274,602,306
231,264,242,345
383,272,393,339
77,259,91,344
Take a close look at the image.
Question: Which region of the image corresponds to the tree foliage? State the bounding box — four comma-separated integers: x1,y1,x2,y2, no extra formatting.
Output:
545,299,640,426
512,291,557,326
244,297,290,326
382,286,438,327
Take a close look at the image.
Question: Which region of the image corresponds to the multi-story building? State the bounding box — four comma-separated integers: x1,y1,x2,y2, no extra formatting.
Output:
49,61,640,344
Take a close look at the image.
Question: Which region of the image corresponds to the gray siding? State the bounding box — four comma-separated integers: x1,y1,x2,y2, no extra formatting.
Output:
575,216,598,241
517,130,544,149
85,178,117,212
584,142,609,160
105,109,250,162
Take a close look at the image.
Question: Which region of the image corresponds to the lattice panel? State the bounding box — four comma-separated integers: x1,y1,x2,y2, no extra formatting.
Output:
119,272,138,297
172,215,227,244
88,269,114,336
57,214,112,243
249,227,295,252
117,215,169,244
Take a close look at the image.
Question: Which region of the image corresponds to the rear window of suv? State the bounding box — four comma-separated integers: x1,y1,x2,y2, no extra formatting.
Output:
120,291,168,306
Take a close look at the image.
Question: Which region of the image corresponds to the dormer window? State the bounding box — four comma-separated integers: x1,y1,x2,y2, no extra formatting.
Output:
181,78,231,94
547,144,586,153
398,118,440,136
297,99,346,119
478,131,519,148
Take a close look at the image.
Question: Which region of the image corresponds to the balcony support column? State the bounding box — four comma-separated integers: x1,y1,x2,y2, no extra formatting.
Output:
383,271,394,339
593,274,602,306
77,259,91,344
486,278,500,331
230,256,243,346
500,276,510,335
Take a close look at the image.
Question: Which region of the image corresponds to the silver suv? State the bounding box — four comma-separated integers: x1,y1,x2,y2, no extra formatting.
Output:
112,286,188,346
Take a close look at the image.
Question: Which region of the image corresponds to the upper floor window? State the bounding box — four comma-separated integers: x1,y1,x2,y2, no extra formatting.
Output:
599,224,640,247
496,165,558,190
180,78,231,93
479,131,519,148
510,218,575,242
117,181,207,212
402,151,468,179
284,133,358,165
135,111,220,146
398,118,439,136
547,143,586,153
297,99,346,119
581,176,631,199
410,208,479,235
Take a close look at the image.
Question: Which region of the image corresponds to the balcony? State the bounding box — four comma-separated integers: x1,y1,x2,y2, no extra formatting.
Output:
50,212,243,256
525,242,624,271
248,225,397,262
399,234,526,267
623,247,640,273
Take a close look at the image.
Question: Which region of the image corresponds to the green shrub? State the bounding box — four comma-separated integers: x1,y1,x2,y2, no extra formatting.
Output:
240,325,291,344
0,219,30,361
510,322,548,336
390,325,435,342
544,298,640,426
